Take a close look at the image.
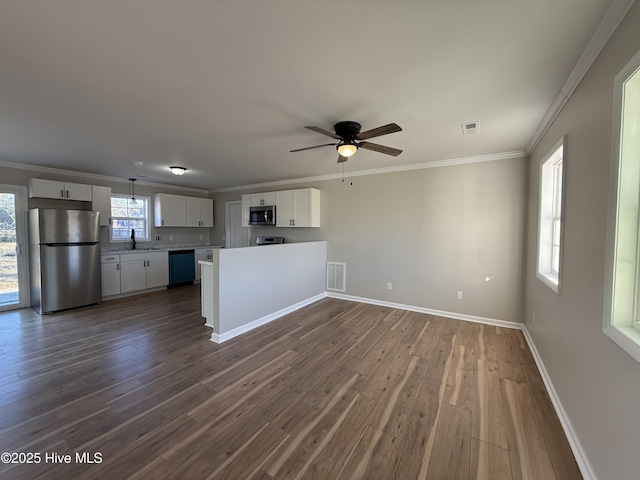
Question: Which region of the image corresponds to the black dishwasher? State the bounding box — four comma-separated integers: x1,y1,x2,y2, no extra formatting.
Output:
168,249,195,287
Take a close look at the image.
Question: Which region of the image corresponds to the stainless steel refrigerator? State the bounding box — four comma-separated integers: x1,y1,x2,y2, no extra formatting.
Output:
28,209,102,314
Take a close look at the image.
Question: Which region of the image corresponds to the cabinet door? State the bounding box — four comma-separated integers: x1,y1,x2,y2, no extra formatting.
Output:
28,178,65,199
65,182,93,201
92,185,112,226
154,194,186,227
120,260,147,293
185,197,201,227
292,189,311,227
200,198,214,227
101,262,121,296
292,188,321,227
276,190,293,227
251,192,276,206
146,253,169,288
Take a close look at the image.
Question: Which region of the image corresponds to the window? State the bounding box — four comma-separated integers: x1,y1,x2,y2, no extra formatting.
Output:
537,136,566,293
110,194,150,242
604,49,640,363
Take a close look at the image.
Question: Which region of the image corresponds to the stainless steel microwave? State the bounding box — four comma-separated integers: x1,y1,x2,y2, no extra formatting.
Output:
249,205,276,226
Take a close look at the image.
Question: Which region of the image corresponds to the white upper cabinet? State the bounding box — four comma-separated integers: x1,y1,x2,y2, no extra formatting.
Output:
250,192,276,207
92,185,112,226
28,178,92,201
154,193,186,227
186,197,214,227
276,188,320,227
156,193,213,227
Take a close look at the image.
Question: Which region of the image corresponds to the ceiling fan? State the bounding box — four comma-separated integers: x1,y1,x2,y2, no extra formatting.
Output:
290,121,402,163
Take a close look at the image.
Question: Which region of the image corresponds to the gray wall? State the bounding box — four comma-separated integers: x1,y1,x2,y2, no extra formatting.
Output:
524,3,640,479
213,156,528,324
0,164,213,247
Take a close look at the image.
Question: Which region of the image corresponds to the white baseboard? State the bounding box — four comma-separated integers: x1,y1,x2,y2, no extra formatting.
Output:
210,292,327,344
521,326,596,480
326,292,523,330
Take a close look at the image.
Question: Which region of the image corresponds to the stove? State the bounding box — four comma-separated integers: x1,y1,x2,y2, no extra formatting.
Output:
255,236,284,245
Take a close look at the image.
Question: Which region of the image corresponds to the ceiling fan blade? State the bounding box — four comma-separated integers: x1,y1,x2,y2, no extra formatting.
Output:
290,143,337,153
356,123,402,140
358,141,403,157
305,126,342,139
337,154,349,163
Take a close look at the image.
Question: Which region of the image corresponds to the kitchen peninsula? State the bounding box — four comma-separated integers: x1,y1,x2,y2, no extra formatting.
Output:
199,241,327,343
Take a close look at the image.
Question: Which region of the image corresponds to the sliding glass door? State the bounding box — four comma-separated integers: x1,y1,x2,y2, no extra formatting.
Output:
0,185,28,311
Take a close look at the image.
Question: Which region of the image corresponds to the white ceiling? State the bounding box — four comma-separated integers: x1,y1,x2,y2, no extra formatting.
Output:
0,0,620,191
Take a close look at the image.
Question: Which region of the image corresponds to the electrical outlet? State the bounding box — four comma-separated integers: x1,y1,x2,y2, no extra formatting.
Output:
169,235,173,241
457,290,463,300
199,235,203,240
155,236,161,241
386,282,392,291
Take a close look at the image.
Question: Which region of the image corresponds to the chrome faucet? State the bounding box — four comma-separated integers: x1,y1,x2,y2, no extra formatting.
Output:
131,228,136,250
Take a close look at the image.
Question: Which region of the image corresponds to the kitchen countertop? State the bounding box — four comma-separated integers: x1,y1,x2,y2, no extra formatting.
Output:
102,244,222,255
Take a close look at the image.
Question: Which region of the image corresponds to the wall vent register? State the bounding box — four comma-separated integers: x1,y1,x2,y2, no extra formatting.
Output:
327,262,346,292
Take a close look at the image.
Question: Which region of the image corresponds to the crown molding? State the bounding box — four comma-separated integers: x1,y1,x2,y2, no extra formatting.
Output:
0,159,209,194
526,0,636,153
212,150,527,193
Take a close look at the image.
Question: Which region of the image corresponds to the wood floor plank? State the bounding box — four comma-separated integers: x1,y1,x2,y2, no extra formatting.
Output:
522,363,582,480
426,402,472,480
472,359,508,450
502,378,557,480
470,437,512,480
444,343,476,411
0,285,581,480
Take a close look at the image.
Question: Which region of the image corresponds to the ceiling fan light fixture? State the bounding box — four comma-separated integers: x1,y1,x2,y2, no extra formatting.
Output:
170,166,187,175
337,142,358,157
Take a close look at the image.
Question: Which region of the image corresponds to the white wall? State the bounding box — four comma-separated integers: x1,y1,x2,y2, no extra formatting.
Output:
210,241,327,340
213,155,528,324
524,2,640,478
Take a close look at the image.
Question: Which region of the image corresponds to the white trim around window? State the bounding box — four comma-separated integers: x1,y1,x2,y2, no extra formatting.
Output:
109,194,150,243
537,136,566,294
603,47,640,364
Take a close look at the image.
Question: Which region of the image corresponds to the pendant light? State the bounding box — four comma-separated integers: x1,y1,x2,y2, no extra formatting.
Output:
129,178,138,204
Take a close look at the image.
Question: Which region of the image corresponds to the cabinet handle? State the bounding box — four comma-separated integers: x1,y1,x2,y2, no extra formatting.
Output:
60,189,64,198
117,264,120,271
66,190,69,198
109,218,112,225
162,219,164,226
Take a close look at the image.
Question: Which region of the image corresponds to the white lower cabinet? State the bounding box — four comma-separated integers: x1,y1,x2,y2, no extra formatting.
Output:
120,251,168,293
101,255,121,297
194,248,213,281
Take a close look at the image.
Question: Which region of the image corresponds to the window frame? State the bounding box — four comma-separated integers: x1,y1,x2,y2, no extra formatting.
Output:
109,194,151,243
603,47,640,364
537,136,566,294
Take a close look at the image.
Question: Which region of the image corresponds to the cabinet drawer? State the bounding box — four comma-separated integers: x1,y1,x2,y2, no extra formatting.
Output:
101,255,120,264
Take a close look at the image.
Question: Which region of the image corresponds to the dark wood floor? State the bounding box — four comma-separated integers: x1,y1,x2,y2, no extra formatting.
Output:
0,285,581,479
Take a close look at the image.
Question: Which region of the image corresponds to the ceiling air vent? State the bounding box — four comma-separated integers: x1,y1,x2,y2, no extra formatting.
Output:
327,262,346,292
461,121,479,135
